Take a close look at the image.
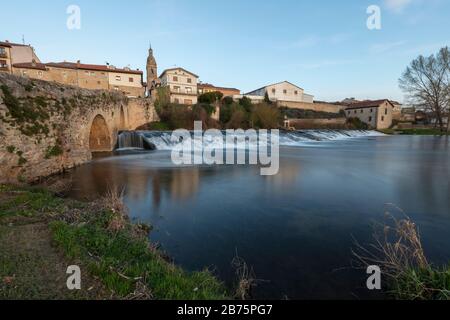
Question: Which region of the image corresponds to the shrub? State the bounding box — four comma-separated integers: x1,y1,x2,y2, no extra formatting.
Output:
251,103,281,129
198,91,223,104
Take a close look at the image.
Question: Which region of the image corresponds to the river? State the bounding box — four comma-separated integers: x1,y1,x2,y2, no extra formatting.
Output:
63,131,450,299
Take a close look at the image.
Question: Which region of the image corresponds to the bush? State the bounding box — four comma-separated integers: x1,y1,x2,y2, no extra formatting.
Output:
346,117,369,130
251,103,281,129
198,91,223,104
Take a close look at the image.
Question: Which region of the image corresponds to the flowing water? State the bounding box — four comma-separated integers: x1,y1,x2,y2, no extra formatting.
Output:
64,131,450,299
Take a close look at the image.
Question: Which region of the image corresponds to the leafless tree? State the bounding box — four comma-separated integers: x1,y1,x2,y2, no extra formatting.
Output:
399,47,450,133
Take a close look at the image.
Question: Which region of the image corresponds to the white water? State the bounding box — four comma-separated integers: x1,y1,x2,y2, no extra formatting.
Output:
122,130,385,151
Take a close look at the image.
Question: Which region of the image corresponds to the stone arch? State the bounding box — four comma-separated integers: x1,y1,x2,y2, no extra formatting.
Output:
89,114,111,152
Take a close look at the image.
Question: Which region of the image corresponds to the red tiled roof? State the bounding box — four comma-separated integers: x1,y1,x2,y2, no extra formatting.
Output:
13,62,48,71
345,99,393,110
0,42,12,48
46,62,143,75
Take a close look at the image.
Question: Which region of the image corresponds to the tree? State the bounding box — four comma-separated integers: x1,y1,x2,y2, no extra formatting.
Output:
399,47,450,133
198,91,223,104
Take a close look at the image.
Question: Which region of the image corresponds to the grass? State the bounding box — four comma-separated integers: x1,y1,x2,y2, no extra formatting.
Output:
0,184,229,300
353,208,450,300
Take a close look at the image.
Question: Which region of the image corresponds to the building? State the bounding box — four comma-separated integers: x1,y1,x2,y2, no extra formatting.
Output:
159,67,199,105
197,83,240,97
246,81,315,106
13,60,145,98
0,40,41,74
345,99,394,129
146,45,160,97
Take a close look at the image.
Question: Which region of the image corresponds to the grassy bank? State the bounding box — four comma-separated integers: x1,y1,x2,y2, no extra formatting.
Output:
379,128,450,135
0,185,228,300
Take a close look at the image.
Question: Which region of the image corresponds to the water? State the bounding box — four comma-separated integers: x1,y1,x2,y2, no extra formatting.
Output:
64,132,450,299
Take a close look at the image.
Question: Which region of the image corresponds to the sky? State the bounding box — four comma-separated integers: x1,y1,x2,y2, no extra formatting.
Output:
1,0,449,102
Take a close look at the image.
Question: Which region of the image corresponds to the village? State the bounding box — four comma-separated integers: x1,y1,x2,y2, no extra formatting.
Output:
0,39,432,132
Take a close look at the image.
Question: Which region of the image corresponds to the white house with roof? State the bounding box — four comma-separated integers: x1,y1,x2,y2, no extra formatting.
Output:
159,67,199,105
245,81,314,104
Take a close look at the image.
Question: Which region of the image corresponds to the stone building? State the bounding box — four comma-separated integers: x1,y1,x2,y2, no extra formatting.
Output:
345,99,394,129
0,40,41,74
146,45,160,97
13,60,145,98
246,81,315,105
198,83,240,97
159,67,199,105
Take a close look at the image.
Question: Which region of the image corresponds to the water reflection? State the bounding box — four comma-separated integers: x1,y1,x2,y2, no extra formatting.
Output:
64,136,450,299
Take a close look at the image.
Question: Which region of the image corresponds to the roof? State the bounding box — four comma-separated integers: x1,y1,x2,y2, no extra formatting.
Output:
345,99,394,110
159,67,199,78
0,41,32,48
198,83,240,92
246,81,305,95
46,62,143,75
13,62,48,71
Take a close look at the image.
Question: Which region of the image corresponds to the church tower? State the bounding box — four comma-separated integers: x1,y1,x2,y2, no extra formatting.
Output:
146,44,158,96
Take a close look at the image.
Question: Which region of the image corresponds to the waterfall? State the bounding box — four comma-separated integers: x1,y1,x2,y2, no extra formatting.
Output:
139,130,384,151
117,131,157,150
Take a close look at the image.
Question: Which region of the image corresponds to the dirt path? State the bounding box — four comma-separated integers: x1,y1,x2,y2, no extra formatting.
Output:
0,194,112,300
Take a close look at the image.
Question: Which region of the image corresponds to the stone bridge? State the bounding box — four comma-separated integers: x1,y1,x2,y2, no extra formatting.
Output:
0,73,158,183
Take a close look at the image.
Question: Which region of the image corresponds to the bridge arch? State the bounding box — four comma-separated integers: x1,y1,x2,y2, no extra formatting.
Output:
89,114,112,152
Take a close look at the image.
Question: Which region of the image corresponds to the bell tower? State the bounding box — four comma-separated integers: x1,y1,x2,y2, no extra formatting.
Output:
146,43,158,96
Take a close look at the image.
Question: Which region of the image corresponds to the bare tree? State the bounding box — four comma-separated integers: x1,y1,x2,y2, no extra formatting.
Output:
399,47,450,133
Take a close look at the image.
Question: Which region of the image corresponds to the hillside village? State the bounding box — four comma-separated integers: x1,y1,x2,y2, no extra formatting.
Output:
0,39,426,130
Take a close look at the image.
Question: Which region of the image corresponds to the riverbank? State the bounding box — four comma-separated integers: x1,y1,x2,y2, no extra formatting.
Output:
379,128,450,135
0,184,228,300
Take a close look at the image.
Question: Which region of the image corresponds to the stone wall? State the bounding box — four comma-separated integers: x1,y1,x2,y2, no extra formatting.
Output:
288,118,347,129
0,73,157,184
277,100,345,113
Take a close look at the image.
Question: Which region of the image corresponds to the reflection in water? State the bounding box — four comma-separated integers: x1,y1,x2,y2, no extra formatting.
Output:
64,136,450,299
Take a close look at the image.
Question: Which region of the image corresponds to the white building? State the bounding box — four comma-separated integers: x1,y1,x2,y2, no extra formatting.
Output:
159,67,199,105
246,81,314,105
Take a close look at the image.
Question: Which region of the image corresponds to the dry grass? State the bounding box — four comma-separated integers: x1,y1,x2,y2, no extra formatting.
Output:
231,251,257,300
353,204,450,300
101,184,128,233
352,205,428,277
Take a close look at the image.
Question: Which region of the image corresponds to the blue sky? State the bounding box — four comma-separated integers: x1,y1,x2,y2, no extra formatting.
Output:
1,0,449,102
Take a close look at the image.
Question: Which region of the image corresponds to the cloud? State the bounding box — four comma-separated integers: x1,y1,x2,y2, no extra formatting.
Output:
384,0,414,13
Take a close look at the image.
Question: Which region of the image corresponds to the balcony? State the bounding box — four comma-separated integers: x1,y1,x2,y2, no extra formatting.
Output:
0,52,7,58
0,65,9,72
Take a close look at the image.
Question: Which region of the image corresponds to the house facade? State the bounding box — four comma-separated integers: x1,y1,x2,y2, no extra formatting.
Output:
345,100,394,129
13,61,144,98
160,67,199,105
198,83,240,98
246,81,315,105
0,40,41,74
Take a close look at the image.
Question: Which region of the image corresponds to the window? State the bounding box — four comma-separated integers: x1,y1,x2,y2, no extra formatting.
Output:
22,71,28,76
184,99,193,105
370,109,373,113
129,77,134,83
174,86,180,93
90,72,95,76
97,81,101,85
369,116,372,122
0,59,7,67
187,78,192,83
38,71,43,78
294,91,298,95
115,75,122,81
114,86,119,91
186,87,192,94
361,110,363,113
381,116,385,122
347,111,351,116
283,89,287,94
174,98,180,104
272,89,276,94
173,76,178,82
385,108,388,115
0,48,6,54
354,110,357,114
